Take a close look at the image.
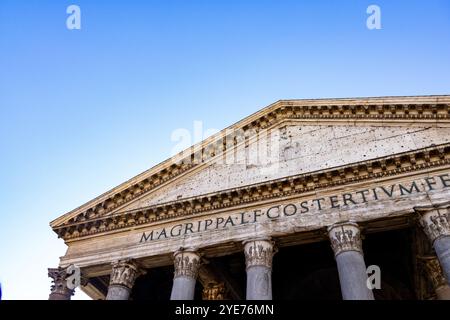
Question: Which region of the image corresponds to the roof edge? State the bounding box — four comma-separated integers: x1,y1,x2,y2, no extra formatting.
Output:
50,94,450,228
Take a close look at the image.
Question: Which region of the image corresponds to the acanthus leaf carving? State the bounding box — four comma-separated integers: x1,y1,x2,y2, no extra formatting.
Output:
173,250,201,279
243,239,276,269
109,259,145,289
328,222,362,256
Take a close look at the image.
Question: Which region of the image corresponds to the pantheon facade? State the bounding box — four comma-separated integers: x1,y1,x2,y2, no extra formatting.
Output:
48,95,450,300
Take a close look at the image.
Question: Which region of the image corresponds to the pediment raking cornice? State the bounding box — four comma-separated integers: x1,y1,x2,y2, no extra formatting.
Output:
50,95,450,231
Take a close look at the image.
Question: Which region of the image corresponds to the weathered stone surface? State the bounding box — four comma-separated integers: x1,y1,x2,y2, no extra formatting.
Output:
328,222,373,300
119,124,450,211
170,250,201,300
60,170,450,270
202,282,227,300
105,285,131,300
48,268,74,300
244,239,275,300
416,204,450,284
328,222,362,256
48,96,450,300
434,237,450,285
106,259,144,300
335,251,374,300
246,265,273,300
420,255,450,299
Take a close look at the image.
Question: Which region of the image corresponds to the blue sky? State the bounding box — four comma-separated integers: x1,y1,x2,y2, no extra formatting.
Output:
0,0,449,300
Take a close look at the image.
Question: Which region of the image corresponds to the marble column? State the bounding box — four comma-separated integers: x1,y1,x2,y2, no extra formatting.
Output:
48,268,74,300
106,259,144,300
170,249,202,300
420,255,450,300
416,203,450,285
328,222,374,300
243,238,276,300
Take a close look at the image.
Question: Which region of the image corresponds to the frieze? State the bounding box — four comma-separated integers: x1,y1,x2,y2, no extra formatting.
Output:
55,143,450,240
135,172,450,243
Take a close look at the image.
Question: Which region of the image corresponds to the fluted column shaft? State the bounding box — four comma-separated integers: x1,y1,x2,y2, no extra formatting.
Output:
328,222,374,300
106,259,144,300
243,238,276,300
170,250,202,300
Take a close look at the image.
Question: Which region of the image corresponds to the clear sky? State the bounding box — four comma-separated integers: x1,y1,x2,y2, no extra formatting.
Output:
0,0,449,300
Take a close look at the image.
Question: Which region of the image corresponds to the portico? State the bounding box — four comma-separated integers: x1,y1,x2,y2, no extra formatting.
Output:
48,95,450,300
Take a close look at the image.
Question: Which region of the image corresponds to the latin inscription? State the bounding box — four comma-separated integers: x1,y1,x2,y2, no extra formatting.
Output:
140,173,450,243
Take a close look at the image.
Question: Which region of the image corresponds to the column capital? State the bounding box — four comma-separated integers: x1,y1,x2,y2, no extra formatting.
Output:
328,221,362,257
48,267,74,299
173,249,202,279
243,238,276,270
415,203,450,244
419,255,448,290
109,259,145,289
202,282,227,300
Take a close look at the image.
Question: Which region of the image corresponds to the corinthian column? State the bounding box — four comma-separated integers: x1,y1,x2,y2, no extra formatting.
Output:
170,249,202,300
48,268,74,300
416,203,450,285
106,259,144,300
202,282,227,300
243,238,276,300
328,222,374,300
420,255,450,300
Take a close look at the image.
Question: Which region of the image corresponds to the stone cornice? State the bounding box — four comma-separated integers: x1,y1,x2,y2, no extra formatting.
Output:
53,142,450,240
50,96,450,231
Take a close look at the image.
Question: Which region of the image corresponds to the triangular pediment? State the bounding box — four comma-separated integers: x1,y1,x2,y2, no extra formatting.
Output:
51,95,450,238
113,120,450,213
